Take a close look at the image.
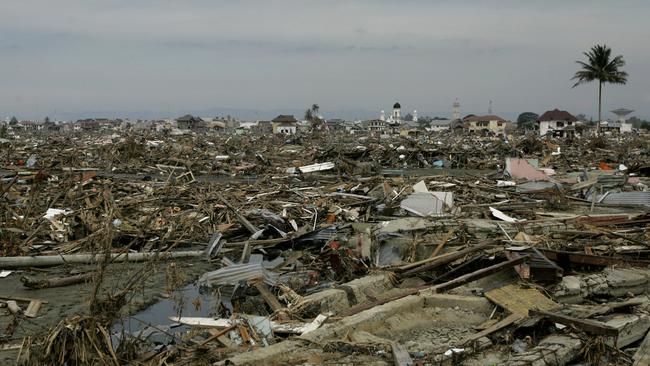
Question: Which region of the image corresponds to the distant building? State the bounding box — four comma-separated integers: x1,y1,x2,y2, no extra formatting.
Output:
463,115,507,135
271,115,298,134
452,100,461,121
326,118,347,133
450,119,468,134
362,119,387,134
399,120,421,137
176,115,206,131
253,121,273,135
429,120,451,132
537,109,578,137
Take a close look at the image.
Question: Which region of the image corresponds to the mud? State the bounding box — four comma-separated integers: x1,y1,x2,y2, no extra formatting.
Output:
0,258,213,364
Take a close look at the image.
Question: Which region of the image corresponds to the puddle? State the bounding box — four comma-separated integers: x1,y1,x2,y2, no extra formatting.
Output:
113,282,217,344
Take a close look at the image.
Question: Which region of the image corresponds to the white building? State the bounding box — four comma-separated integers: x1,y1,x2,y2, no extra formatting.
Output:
429,120,451,132
537,109,579,137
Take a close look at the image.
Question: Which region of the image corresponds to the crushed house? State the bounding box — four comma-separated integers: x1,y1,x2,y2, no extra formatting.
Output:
176,115,207,131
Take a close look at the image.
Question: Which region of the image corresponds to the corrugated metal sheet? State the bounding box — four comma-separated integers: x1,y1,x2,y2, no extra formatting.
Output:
286,162,335,174
295,226,337,244
198,263,279,286
598,192,650,207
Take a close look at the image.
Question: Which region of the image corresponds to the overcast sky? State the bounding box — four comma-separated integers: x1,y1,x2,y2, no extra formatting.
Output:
2,0,649,120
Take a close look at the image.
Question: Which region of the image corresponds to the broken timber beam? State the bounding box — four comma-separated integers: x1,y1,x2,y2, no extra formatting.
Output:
539,249,650,268
432,255,529,293
252,280,285,313
460,313,523,345
633,330,650,366
529,308,619,336
215,193,259,235
399,242,491,277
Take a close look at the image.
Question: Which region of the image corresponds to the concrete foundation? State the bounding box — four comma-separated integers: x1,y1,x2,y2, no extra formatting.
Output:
505,334,582,366
553,268,650,303
297,272,395,315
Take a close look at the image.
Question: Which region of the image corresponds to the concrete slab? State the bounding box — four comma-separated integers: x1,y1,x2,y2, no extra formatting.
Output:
506,334,582,366
603,314,650,348
421,293,493,316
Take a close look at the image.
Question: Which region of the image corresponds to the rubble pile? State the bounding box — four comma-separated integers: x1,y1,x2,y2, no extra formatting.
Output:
1,131,650,365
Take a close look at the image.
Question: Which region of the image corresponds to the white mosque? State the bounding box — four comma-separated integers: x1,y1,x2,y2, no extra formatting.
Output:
379,102,417,125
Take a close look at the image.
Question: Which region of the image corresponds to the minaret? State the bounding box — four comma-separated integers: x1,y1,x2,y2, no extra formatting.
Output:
452,100,460,120
380,110,385,121
413,110,418,122
392,102,401,122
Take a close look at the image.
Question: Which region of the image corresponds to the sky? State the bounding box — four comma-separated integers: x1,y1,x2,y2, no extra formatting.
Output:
1,0,649,121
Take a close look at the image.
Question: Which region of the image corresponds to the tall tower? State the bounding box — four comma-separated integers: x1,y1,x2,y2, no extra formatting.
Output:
452,100,460,120
488,100,493,114
380,110,385,121
611,108,634,123
392,102,401,122
413,110,418,122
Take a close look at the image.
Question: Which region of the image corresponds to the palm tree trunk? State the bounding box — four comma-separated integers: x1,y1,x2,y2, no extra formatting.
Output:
597,81,602,136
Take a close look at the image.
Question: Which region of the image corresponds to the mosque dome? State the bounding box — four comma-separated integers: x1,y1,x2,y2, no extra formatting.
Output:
393,102,401,109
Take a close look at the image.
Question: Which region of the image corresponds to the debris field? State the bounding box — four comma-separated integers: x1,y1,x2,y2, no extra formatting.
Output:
1,131,650,365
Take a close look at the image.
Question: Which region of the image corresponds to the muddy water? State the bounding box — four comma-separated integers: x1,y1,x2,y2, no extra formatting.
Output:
0,259,214,364
113,281,217,343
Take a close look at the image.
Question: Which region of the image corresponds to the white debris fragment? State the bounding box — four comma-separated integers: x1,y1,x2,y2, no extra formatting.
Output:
497,180,516,187
443,348,465,357
489,206,524,223
43,208,71,221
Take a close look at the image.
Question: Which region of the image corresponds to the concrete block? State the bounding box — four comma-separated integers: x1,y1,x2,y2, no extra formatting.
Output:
302,295,425,343
604,314,650,348
299,288,349,315
562,276,581,294
341,272,394,304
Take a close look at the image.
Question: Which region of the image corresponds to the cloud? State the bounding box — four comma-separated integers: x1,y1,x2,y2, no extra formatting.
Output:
1,0,649,119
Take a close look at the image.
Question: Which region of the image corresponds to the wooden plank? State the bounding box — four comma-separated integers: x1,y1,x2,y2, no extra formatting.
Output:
169,315,325,335
253,281,284,313
529,309,619,336
399,242,491,277
633,330,650,366
460,313,523,345
539,249,650,268
198,325,236,347
391,342,414,366
484,284,557,317
430,228,456,258
432,256,529,293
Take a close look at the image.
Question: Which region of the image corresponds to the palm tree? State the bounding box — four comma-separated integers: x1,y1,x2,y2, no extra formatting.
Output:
305,104,324,131
572,44,628,135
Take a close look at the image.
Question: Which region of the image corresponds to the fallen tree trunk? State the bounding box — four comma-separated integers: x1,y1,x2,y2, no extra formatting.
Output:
21,272,95,289
0,250,204,269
